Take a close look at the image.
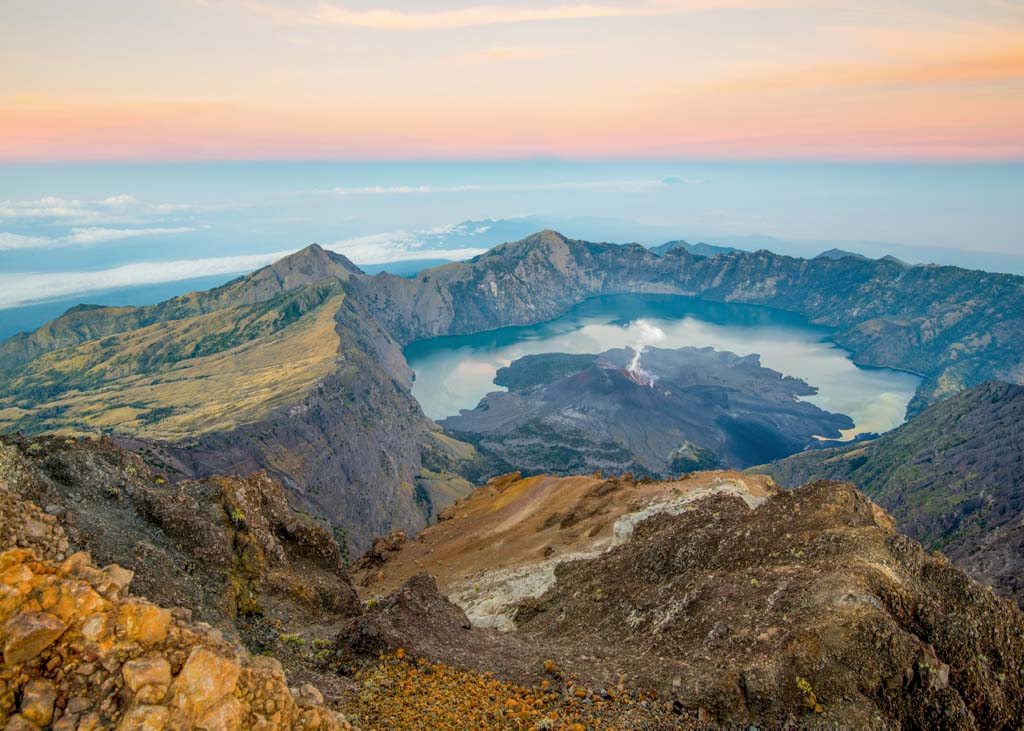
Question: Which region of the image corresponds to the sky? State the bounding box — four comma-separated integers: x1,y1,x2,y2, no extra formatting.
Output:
2,0,1023,161
0,3,1022,341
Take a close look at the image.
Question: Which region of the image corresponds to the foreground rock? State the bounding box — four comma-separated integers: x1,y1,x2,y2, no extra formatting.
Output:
346,475,1024,729
0,547,354,730
0,435,361,637
0,435,370,710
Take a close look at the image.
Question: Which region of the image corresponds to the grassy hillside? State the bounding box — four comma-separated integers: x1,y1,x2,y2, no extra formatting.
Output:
0,282,345,438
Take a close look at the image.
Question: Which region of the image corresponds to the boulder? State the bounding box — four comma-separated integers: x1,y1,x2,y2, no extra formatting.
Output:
2,611,66,664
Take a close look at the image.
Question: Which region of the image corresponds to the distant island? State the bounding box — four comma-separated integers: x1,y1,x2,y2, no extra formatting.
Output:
441,345,853,476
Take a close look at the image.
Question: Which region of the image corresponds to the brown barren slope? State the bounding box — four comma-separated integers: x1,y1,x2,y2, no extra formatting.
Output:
351,470,775,628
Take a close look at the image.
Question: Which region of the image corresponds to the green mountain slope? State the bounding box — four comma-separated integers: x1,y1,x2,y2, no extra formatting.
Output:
0,243,362,371
751,381,1024,607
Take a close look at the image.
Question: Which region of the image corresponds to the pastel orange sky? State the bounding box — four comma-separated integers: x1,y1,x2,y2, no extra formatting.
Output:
2,0,1023,160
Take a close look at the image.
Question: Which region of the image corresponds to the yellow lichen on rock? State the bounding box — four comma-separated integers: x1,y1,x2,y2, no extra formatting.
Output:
346,652,689,730
0,547,355,730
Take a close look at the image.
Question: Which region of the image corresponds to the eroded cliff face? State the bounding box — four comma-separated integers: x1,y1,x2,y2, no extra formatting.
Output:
122,291,477,553
0,435,361,636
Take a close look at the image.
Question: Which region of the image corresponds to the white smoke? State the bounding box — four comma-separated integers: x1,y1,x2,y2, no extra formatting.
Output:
625,319,666,387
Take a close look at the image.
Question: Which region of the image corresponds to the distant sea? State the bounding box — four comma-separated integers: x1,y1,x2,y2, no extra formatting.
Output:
1,161,1021,340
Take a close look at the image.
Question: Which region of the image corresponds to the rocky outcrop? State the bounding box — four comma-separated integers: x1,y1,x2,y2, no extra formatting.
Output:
0,451,361,729
752,380,1024,609
0,547,355,730
345,472,1024,729
349,471,775,629
0,435,361,637
512,481,1024,728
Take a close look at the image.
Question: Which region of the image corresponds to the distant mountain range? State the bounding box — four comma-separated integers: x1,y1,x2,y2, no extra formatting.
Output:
648,239,740,257
813,248,910,267
3,230,1024,553
815,247,869,261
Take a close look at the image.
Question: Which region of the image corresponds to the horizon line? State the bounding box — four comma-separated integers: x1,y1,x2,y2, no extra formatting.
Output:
3,155,1023,166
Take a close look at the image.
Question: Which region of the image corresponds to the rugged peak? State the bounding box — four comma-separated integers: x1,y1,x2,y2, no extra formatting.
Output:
265,243,363,286
0,243,361,371
521,229,572,247
879,253,910,267
468,229,576,263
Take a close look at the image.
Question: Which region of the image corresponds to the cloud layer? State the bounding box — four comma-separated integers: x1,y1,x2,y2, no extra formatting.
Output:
330,179,685,195
0,226,199,251
0,251,288,309
0,194,200,225
0,220,495,308
324,231,486,264
258,1,673,30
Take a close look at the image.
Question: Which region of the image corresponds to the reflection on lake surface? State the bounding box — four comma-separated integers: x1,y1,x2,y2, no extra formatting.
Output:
405,294,921,439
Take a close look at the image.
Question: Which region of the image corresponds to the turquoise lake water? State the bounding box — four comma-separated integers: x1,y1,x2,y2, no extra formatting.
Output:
405,294,921,439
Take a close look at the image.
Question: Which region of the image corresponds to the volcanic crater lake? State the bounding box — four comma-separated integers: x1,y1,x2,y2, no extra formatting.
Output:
405,294,921,440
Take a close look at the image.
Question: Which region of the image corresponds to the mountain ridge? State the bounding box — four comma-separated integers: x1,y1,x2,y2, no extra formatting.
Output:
0,244,361,372
361,230,1024,414
3,230,1024,551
